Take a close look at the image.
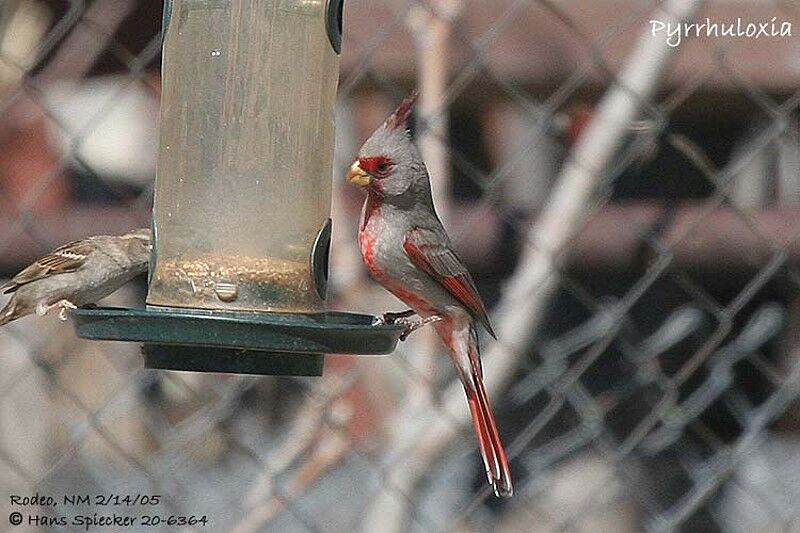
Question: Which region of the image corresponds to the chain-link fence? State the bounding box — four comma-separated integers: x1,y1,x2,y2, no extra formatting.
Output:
3,0,800,531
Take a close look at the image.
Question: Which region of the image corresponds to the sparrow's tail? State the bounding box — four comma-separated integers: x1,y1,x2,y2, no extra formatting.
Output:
443,320,513,498
0,298,18,326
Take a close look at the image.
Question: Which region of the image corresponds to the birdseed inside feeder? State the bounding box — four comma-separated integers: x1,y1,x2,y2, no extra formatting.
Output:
70,0,403,376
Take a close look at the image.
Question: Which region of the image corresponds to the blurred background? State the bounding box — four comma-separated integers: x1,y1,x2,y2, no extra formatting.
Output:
2,0,800,531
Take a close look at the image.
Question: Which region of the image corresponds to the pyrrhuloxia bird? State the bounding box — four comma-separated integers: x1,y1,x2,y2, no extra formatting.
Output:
0,228,151,325
346,91,513,497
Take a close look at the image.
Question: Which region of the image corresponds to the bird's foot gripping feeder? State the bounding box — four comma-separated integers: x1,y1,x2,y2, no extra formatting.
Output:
71,0,404,376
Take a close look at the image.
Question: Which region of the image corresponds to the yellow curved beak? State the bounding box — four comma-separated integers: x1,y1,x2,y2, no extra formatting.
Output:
346,161,372,187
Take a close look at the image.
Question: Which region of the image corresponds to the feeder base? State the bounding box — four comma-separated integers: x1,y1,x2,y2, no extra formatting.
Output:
69,306,404,376
143,345,324,376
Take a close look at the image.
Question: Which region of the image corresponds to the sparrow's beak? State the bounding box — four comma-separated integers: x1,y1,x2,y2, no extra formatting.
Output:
346,161,372,187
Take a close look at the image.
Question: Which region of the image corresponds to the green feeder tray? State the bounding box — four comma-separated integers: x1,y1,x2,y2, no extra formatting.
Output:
70,306,405,376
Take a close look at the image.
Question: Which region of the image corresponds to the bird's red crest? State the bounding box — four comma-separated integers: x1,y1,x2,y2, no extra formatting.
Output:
385,89,419,130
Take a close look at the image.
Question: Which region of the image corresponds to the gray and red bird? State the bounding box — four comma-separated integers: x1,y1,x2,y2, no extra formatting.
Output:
346,91,513,497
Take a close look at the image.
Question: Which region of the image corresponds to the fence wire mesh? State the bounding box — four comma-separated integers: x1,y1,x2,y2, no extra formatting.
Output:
2,0,800,531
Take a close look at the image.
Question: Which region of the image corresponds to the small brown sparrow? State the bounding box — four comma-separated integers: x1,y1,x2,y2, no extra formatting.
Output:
0,228,151,325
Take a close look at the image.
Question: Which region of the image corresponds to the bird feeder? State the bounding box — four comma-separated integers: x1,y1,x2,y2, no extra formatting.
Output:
70,0,403,376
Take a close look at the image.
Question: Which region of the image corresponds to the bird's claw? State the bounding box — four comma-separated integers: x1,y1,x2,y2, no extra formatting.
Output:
370,311,443,340
371,309,416,327
397,315,444,341
52,300,77,321
35,300,77,320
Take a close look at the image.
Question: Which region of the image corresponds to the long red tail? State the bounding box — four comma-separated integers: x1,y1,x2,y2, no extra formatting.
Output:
465,370,513,497
445,322,513,498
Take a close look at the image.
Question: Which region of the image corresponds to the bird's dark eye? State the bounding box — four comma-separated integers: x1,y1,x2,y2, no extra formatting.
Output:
376,162,389,173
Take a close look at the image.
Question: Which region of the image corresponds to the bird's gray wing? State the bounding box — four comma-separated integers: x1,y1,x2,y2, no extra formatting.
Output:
403,227,496,339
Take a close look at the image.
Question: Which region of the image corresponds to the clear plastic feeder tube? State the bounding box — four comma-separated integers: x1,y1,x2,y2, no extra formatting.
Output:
149,0,341,313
